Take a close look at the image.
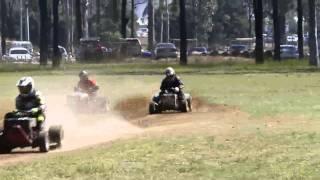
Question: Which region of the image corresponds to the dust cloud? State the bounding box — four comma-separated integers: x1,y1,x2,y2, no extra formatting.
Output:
45,95,142,152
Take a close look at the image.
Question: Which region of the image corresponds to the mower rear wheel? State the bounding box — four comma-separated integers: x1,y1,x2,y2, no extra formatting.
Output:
49,126,64,148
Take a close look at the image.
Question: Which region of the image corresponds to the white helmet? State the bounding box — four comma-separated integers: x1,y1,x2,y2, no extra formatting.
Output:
79,70,89,80
16,77,35,95
165,67,175,77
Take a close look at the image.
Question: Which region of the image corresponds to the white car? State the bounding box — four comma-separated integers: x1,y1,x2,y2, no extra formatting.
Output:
188,47,208,56
7,41,33,54
3,47,32,62
136,28,148,38
287,35,298,43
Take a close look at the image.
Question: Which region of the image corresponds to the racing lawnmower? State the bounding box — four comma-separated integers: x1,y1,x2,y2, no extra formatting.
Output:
67,87,109,113
149,89,192,114
0,111,63,154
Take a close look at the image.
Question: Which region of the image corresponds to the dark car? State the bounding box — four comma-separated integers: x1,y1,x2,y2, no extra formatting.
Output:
76,38,104,61
154,43,178,60
120,38,142,57
229,44,249,56
188,47,208,56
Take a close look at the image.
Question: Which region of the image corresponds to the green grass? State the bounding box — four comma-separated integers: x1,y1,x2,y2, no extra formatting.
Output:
2,60,320,179
2,132,320,179
0,58,318,75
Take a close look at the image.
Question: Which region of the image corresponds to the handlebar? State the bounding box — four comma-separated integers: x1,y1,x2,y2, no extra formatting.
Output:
14,110,33,117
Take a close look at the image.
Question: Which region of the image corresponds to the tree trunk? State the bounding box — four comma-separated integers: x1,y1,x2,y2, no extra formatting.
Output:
253,0,264,64
1,0,7,56
96,0,101,36
308,0,319,66
121,0,128,38
147,0,154,50
297,0,304,59
52,0,61,68
247,0,253,37
160,13,164,42
112,0,119,23
272,0,281,61
179,0,187,65
279,13,286,44
165,0,170,42
39,0,48,66
131,0,135,38
75,0,82,44
191,0,196,42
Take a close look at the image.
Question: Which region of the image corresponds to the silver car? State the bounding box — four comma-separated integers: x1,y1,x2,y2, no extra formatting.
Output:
154,43,178,60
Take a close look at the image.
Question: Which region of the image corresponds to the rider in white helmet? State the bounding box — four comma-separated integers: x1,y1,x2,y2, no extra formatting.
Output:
15,77,46,130
76,70,99,97
157,67,185,101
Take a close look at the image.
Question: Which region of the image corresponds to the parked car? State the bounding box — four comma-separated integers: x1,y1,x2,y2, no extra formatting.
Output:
141,49,152,58
154,43,178,60
3,47,32,62
120,38,142,57
48,45,68,62
229,44,249,56
287,34,298,43
280,45,299,59
7,41,33,54
76,38,104,61
188,47,208,56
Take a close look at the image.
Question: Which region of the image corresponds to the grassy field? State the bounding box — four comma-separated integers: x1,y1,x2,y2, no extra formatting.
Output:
1,59,320,179
2,133,320,180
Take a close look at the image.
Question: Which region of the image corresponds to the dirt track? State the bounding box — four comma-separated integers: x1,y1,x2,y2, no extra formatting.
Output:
0,95,244,166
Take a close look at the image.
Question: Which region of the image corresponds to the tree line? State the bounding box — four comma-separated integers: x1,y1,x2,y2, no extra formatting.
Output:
254,0,319,66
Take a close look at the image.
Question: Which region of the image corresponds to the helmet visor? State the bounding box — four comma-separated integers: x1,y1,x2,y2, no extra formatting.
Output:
18,85,32,95
166,71,174,76
80,75,88,81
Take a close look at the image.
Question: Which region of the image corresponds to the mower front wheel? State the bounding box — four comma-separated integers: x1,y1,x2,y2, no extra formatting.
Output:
149,102,160,114
39,131,50,153
49,125,64,148
180,100,188,113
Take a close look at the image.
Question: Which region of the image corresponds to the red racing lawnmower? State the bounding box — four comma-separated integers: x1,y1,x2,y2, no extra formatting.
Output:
0,111,63,154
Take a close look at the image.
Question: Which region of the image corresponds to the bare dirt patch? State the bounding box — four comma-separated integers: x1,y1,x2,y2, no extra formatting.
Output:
114,96,241,128
114,96,150,119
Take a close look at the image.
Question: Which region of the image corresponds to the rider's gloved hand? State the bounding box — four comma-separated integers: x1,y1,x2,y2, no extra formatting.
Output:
31,108,39,114
174,87,180,93
15,111,22,116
